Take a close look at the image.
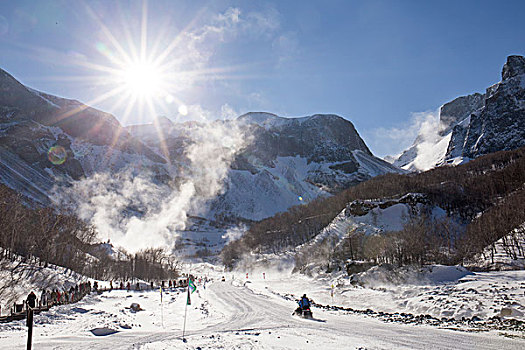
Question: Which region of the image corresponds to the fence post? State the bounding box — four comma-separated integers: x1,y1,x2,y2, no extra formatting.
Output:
26,303,33,350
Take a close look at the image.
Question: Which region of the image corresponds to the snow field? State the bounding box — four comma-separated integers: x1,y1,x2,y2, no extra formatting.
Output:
1,262,525,349
1,270,525,349
238,265,525,323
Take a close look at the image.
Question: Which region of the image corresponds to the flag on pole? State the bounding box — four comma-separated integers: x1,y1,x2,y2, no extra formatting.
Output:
188,278,197,293
159,286,163,303
186,285,191,305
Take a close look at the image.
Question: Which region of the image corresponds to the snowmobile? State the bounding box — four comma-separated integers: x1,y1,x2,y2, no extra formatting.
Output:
293,305,313,319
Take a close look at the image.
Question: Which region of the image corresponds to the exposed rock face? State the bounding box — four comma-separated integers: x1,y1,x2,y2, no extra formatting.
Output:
447,55,525,160
502,55,525,80
237,113,373,163
392,55,525,171
439,93,485,135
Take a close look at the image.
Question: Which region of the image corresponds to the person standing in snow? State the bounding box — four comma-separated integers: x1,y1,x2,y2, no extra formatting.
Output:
46,290,52,306
26,291,37,309
40,290,47,308
50,290,57,305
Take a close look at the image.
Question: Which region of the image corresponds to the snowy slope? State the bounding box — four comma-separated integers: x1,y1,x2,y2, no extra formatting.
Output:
0,259,90,311
466,223,525,270
394,132,453,171
0,265,524,349
127,112,404,222
301,193,448,251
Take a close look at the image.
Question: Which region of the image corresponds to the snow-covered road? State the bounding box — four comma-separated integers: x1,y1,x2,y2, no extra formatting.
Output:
1,278,524,349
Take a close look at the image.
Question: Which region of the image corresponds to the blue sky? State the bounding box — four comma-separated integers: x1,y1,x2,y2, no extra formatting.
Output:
0,0,524,156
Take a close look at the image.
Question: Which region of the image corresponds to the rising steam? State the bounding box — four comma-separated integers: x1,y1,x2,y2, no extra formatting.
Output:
52,119,251,253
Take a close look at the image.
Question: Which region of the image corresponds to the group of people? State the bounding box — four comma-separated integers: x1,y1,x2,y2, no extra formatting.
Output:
25,282,92,310
22,276,208,312
103,275,205,292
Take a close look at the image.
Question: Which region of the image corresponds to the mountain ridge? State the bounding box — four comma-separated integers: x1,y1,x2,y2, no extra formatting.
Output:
391,55,525,171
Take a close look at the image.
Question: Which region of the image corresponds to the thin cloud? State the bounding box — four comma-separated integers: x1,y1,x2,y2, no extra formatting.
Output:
366,110,441,158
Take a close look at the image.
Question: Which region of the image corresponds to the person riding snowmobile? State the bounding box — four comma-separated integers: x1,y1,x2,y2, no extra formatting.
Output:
299,294,310,309
294,294,313,318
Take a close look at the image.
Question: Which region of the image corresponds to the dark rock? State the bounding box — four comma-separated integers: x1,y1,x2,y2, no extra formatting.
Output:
439,93,485,134
502,55,525,80
445,55,525,161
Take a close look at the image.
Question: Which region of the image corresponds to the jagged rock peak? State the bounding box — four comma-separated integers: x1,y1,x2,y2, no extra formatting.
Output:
439,93,484,133
502,55,525,80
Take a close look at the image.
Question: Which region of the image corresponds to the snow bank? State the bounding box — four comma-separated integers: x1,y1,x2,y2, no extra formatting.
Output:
351,264,473,287
239,264,525,322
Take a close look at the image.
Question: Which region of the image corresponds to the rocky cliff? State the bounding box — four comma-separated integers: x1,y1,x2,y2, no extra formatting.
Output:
392,55,525,171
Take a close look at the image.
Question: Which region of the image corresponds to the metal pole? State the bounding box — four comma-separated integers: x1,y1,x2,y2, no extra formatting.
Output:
26,303,33,350
182,270,190,343
160,288,164,328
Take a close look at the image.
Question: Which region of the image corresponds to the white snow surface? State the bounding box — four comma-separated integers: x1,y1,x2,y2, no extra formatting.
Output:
304,194,448,252
394,132,452,172
1,263,524,349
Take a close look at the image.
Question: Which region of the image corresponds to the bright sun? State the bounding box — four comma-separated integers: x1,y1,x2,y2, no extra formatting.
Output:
120,61,163,98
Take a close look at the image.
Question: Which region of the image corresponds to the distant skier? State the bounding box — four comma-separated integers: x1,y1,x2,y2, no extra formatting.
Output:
26,291,37,309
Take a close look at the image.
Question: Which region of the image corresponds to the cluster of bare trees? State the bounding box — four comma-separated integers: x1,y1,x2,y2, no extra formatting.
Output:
0,185,97,272
458,186,525,261
0,184,179,281
294,215,463,273
222,146,525,270
85,247,179,281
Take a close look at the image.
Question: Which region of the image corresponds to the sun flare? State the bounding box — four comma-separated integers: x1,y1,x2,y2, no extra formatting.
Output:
120,61,163,98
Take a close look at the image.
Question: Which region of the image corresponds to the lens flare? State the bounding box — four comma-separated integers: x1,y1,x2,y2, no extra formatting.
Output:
48,146,67,165
178,104,188,116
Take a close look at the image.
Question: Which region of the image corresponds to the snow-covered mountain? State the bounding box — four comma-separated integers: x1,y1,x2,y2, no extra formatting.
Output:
0,68,401,226
0,68,167,205
392,55,525,171
128,112,403,221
